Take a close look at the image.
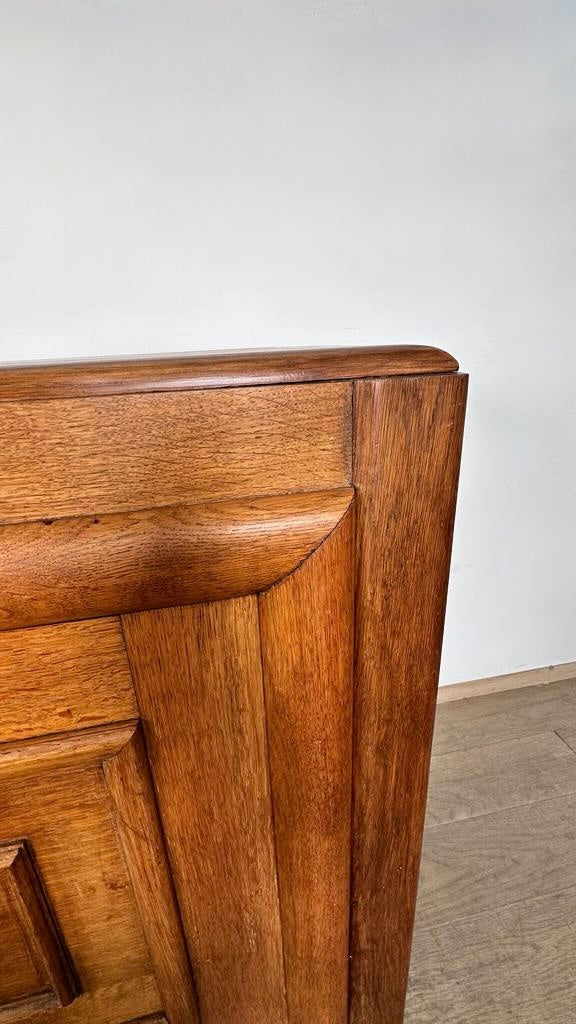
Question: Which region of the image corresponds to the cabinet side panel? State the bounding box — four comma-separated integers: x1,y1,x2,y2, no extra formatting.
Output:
259,509,355,1024
121,598,288,1024
350,374,467,1024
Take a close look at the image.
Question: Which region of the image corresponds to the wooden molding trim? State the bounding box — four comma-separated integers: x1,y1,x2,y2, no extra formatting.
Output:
438,661,576,703
0,721,138,779
0,345,458,401
0,842,80,1014
103,726,201,1024
0,488,353,631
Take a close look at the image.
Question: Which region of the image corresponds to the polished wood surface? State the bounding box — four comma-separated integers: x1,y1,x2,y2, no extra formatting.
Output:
0,842,80,1011
0,489,352,630
0,717,199,1023
122,600,287,1024
0,878,43,1004
0,382,350,524
0,619,136,741
259,510,355,1024
0,759,164,1021
103,728,200,1024
0,721,137,779
0,345,458,401
0,346,466,1023
350,374,467,1024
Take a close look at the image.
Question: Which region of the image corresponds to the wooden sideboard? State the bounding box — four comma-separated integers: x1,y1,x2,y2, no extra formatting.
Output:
0,346,467,1024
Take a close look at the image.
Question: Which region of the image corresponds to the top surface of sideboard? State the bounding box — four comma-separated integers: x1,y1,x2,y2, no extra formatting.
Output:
0,344,458,401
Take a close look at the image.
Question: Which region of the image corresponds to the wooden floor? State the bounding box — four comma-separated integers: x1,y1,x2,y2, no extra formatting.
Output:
406,678,576,1024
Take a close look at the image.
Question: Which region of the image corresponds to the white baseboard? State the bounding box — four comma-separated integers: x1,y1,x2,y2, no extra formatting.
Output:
437,661,576,704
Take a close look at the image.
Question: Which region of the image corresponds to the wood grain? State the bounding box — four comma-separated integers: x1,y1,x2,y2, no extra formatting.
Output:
0,873,44,1003
0,346,458,402
259,509,354,1024
0,489,352,631
17,975,162,1024
416,791,576,932
407,886,576,1024
122,599,288,1024
0,619,136,742
0,382,350,524
0,766,159,1009
0,721,137,779
103,727,200,1024
556,730,576,753
0,992,57,1022
425,730,576,827
124,1017,168,1024
349,373,468,1024
408,685,576,1024
0,843,80,1008
0,723,191,1020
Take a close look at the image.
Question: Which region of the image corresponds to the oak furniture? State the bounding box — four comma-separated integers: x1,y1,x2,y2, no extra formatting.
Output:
0,346,467,1024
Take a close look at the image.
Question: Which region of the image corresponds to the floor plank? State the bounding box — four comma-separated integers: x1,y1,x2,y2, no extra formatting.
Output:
415,791,576,931
425,730,576,827
556,730,576,754
409,681,576,1022
432,678,576,755
406,886,576,1024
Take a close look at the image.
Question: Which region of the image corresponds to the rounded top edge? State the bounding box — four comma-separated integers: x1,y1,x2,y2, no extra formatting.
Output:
0,345,459,402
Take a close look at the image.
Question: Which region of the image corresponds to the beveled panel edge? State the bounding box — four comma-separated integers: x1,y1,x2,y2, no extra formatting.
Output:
0,842,80,1008
0,721,139,779
103,726,201,1024
123,1017,168,1024
0,488,354,631
0,989,58,1022
0,345,458,401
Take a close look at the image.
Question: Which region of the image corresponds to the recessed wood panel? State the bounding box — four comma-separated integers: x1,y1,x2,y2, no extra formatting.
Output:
0,619,136,743
0,489,353,631
0,883,43,1002
0,768,156,999
0,843,79,1012
0,722,197,1024
0,383,351,524
259,509,355,1024
122,599,288,1024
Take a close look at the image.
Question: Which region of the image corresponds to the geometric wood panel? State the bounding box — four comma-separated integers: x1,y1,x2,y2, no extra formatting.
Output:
0,842,79,1016
0,722,198,1024
259,507,355,1024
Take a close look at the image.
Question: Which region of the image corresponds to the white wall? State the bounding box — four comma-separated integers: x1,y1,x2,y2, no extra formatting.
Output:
1,0,575,684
